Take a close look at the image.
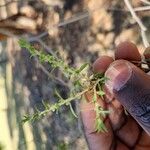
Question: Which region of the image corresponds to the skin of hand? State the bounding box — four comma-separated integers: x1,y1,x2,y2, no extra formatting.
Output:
80,41,150,150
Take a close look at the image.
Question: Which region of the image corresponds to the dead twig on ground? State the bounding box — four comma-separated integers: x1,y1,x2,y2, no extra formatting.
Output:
140,0,150,5
124,0,150,47
134,6,150,11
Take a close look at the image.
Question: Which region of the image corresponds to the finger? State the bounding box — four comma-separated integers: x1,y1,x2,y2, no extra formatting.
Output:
116,117,141,147
93,56,114,101
93,56,114,73
108,100,126,131
80,56,114,149
135,131,150,150
115,41,141,61
80,91,106,133
105,60,150,135
93,55,126,131
81,108,114,150
144,47,150,68
116,140,130,150
144,47,150,60
81,111,114,150
80,92,114,150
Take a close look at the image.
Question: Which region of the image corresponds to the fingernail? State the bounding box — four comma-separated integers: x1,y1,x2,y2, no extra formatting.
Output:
105,61,132,92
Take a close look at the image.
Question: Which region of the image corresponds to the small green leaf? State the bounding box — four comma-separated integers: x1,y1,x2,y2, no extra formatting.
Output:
69,103,78,118
55,89,64,100
22,115,30,124
76,63,89,74
42,100,50,109
92,88,97,103
97,91,105,96
19,39,27,47
93,73,104,80
95,118,108,132
73,80,82,87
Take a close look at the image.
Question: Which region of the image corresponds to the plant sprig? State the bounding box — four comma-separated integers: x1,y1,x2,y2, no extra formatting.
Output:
19,39,110,132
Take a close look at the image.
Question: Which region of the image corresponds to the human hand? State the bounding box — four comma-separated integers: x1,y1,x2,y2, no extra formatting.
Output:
80,42,150,150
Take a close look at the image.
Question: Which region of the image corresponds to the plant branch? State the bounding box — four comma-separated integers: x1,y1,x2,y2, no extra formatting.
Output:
35,58,69,87
140,0,150,5
22,89,88,123
124,0,149,47
134,6,150,11
28,32,48,42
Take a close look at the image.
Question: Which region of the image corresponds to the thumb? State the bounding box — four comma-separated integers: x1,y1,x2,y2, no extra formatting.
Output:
105,60,150,135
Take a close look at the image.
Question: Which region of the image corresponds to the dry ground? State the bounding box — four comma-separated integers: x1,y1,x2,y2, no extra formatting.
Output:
0,0,149,149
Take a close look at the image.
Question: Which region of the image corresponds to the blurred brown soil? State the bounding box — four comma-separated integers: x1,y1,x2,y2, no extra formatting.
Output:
0,0,149,150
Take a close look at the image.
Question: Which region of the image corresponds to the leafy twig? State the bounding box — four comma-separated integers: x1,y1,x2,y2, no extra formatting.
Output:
22,89,88,123
19,39,110,132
